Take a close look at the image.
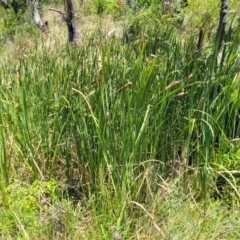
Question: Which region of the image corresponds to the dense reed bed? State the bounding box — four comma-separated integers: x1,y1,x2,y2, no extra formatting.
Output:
0,15,240,238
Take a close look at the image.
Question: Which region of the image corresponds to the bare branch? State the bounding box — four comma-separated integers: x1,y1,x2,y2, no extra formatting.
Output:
49,7,65,15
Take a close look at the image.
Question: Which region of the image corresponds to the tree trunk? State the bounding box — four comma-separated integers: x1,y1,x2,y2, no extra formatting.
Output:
27,0,47,32
216,0,228,50
64,0,79,44
1,0,10,9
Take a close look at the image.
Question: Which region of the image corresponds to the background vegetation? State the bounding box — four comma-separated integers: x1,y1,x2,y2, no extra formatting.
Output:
0,0,240,239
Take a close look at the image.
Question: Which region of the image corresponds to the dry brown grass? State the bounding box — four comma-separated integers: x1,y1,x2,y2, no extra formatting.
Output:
43,4,125,45
0,3,126,64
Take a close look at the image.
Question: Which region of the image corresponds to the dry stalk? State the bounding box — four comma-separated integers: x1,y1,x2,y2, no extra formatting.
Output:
130,201,165,238
188,73,194,80
165,81,180,91
87,77,99,87
114,82,132,96
197,28,204,51
106,111,110,124
110,226,123,240
173,92,185,98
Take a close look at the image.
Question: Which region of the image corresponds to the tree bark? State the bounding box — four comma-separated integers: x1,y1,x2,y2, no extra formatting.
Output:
216,0,228,50
1,0,10,9
27,0,47,32
64,0,79,44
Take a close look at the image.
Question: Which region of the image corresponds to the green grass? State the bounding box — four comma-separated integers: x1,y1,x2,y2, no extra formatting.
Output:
1,179,240,239
0,2,240,239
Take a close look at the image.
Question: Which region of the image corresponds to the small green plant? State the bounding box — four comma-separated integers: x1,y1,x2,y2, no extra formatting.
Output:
93,0,108,14
0,180,10,209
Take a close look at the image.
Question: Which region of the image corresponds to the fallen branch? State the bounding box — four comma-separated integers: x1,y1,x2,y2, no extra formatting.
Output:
49,7,65,15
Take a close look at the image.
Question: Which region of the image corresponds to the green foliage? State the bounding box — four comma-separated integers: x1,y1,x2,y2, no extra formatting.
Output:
0,180,10,209
0,5,37,43
85,0,124,16
93,0,108,14
9,0,27,15
1,180,240,239
0,1,240,238
0,13,240,202
0,179,73,238
0,0,61,42
0,8,18,41
130,0,161,8
213,143,240,206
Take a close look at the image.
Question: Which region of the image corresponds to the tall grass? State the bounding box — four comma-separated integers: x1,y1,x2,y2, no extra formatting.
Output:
0,15,240,213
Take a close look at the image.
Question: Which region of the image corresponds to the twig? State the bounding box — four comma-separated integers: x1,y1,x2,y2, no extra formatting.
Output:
114,82,132,96
48,8,81,18
49,8,65,15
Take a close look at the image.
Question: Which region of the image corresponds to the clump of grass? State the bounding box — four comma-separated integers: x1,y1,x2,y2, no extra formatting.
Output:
1,179,240,239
